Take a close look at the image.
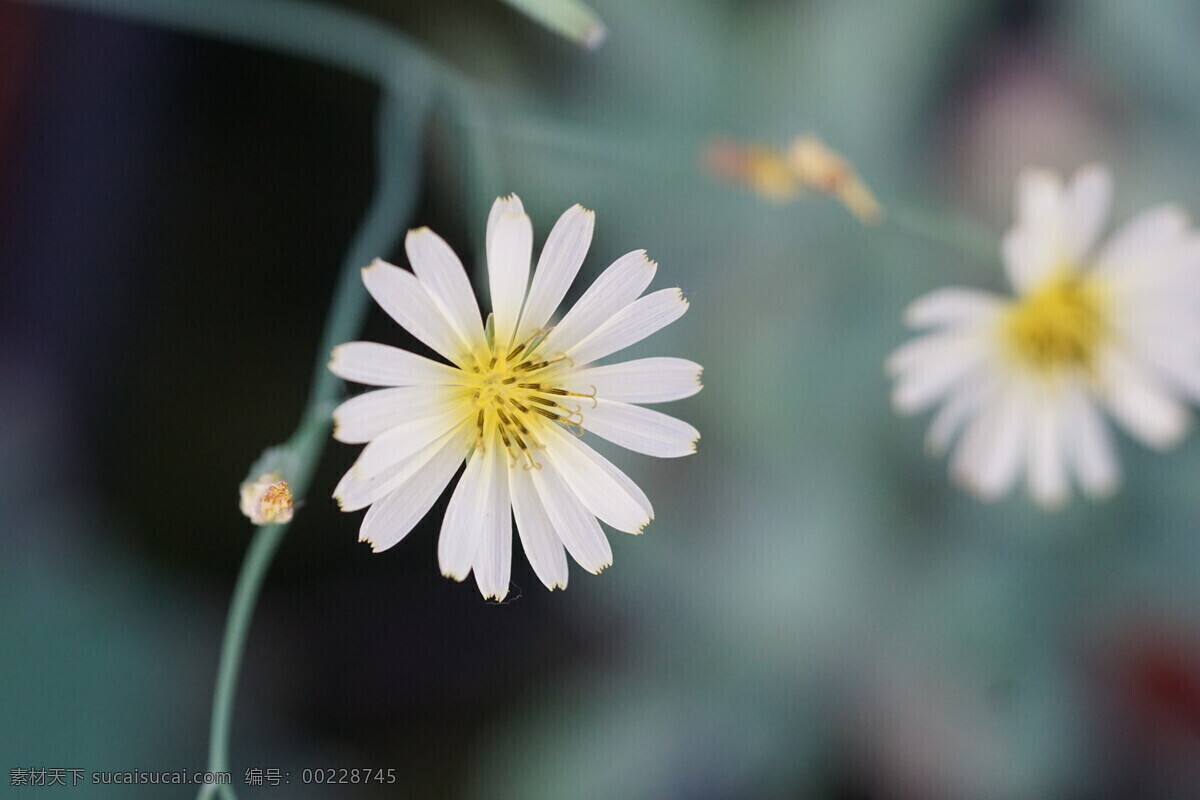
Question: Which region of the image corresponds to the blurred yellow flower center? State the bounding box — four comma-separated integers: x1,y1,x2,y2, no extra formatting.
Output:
1003,273,1106,372
460,327,593,469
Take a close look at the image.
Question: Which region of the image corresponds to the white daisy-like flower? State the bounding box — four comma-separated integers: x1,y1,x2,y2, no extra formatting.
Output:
329,195,701,599
888,165,1200,508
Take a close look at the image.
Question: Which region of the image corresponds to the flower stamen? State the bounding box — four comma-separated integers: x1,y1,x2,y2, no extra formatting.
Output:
1002,273,1106,374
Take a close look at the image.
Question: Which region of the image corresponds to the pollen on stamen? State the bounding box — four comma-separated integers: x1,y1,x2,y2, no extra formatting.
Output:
240,472,295,526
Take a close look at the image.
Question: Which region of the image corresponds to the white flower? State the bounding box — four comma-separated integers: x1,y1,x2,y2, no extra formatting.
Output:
329,195,701,599
888,165,1200,508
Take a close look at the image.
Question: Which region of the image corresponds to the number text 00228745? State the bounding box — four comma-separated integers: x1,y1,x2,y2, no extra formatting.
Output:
301,768,397,785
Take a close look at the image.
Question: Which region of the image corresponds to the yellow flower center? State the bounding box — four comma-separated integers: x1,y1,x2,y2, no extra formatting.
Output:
1002,272,1107,373
458,326,593,469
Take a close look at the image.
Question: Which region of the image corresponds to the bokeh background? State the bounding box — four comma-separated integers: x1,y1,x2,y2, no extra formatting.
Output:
4,0,1200,797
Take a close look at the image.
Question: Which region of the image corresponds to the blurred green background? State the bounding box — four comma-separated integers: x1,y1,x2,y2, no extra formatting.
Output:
3,0,1200,797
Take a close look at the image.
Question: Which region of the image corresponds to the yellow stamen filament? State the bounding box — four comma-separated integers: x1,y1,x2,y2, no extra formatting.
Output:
459,328,589,466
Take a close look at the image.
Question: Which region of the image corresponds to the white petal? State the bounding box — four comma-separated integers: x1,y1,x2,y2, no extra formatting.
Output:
486,194,525,251
1015,168,1064,228
1064,385,1119,498
1063,165,1112,260
564,357,703,404
329,342,462,387
556,434,654,521
581,399,699,458
358,428,470,552
950,383,1030,501
487,211,533,350
542,250,656,355
891,337,989,415
1005,169,1066,291
540,423,651,533
1109,255,1200,309
437,445,492,581
903,288,1006,329
335,423,469,512
1097,350,1190,449
1115,299,1200,404
362,259,469,366
333,385,459,444
510,465,568,590
405,227,485,350
1095,205,1190,277
349,406,472,480
473,443,513,601
567,288,689,366
925,379,988,456
1027,397,1068,509
516,204,595,343
887,329,987,382
530,459,612,573
1002,228,1058,295
1146,345,1200,405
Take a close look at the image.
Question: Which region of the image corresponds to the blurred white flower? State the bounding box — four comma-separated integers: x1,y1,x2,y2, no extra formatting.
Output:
330,195,701,599
889,166,1200,508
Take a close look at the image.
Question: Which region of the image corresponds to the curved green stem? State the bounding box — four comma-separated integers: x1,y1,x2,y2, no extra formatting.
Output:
17,0,452,89
12,3,434,794
885,202,998,264
196,516,288,800
301,91,432,420
194,91,427,799
12,3,621,795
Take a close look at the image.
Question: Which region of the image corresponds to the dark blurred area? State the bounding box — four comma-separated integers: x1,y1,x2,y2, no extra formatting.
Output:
5,1,1200,798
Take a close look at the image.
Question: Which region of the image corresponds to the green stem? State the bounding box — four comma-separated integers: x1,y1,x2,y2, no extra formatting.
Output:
193,411,336,800
442,83,506,273
12,3,574,795
196,515,287,800
17,0,452,90
494,113,695,176
15,2,460,794
194,91,426,799
301,91,432,420
885,202,998,264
